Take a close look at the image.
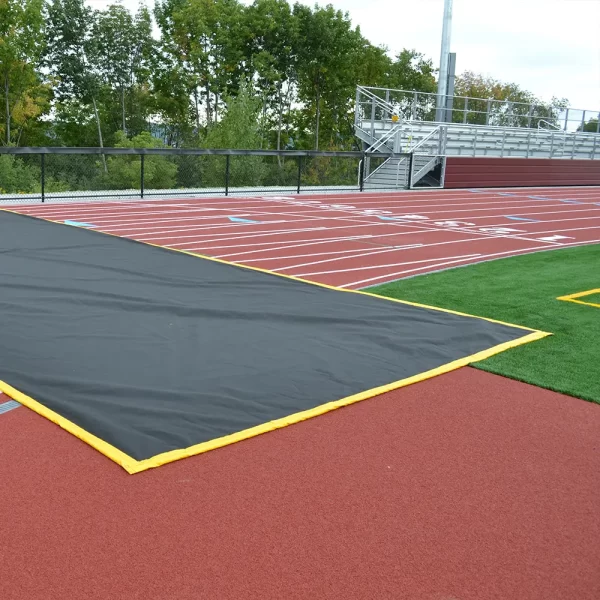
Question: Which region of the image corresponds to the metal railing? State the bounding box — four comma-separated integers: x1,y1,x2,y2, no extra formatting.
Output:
0,147,411,203
395,157,409,188
357,85,600,133
361,119,600,161
409,125,443,154
367,123,403,154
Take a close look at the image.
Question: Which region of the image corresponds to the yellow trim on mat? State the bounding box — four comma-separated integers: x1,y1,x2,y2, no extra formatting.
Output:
0,209,552,474
557,288,600,309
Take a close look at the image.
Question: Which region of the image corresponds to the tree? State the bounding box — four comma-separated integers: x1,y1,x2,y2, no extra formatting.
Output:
294,3,364,150
578,118,600,133
201,82,267,186
44,0,107,159
96,131,178,190
155,0,247,136
355,42,391,88
388,50,436,92
245,0,298,150
0,0,48,145
90,4,154,136
454,72,568,128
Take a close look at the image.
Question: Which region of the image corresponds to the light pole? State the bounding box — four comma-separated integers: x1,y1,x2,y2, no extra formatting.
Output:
436,0,453,122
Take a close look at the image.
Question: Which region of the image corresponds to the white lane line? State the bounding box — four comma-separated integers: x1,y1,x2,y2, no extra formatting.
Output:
111,219,334,237
293,254,483,277
20,187,599,217
145,223,390,245
30,201,599,241
341,238,600,288
170,218,600,252
459,216,600,231
223,200,569,248
212,234,378,255
460,208,600,222
234,232,526,265
222,242,383,262
288,225,600,278
269,245,424,271
216,222,600,273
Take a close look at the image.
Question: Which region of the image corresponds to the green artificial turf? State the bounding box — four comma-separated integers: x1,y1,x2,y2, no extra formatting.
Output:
369,244,600,404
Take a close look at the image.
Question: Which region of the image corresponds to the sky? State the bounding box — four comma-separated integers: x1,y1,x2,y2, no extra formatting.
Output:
86,0,600,111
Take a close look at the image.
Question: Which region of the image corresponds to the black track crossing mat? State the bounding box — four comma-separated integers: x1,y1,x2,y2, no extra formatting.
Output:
0,210,547,473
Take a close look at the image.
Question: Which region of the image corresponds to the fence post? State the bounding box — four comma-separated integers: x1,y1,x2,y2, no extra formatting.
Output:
296,156,302,194
225,154,230,196
140,153,145,199
370,97,376,138
359,155,365,192
40,153,45,203
408,152,414,189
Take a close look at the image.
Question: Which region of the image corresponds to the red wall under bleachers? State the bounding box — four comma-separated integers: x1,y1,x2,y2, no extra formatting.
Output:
443,158,600,188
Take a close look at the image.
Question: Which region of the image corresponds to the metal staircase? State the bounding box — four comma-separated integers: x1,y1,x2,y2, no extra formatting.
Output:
355,86,600,190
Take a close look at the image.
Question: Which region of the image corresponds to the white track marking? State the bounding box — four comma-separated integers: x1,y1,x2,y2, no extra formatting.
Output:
339,256,491,286
143,223,390,245
341,238,600,288
173,221,600,252
222,243,388,262
212,234,378,255
270,245,425,271
294,254,483,277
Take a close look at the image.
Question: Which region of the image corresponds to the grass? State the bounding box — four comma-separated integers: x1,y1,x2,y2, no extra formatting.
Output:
369,244,600,404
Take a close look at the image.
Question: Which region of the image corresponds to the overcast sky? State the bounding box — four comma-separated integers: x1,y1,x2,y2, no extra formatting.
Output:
87,0,600,111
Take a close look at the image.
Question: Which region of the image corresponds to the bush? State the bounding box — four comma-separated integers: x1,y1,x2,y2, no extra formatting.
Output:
95,131,178,190
0,155,40,194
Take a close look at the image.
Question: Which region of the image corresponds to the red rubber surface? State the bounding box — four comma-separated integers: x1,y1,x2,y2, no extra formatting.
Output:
1,369,599,600
2,187,600,598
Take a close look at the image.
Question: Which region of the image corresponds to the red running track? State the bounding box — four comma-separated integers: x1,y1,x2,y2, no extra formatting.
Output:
13,185,600,288
1,186,600,600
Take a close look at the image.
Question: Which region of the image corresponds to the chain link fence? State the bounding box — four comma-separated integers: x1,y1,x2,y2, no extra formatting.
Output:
0,148,408,203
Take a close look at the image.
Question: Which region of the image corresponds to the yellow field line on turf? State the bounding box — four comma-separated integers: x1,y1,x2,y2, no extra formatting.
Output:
557,288,600,309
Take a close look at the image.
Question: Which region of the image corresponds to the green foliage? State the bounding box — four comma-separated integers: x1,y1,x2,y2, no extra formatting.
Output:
0,0,576,167
294,3,364,149
388,50,436,93
201,84,268,186
453,72,568,128
578,118,599,133
0,0,48,145
90,4,155,136
96,131,178,190
0,154,39,193
302,154,358,187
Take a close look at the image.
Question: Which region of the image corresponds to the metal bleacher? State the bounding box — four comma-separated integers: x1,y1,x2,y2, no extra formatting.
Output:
355,86,600,190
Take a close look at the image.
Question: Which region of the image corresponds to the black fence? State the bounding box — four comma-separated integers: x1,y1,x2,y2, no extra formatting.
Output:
0,147,409,203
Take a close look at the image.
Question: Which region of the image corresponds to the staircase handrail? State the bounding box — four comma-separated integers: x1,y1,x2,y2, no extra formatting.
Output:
410,125,442,153
538,120,561,131
356,85,396,115
367,123,402,154
396,156,408,187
